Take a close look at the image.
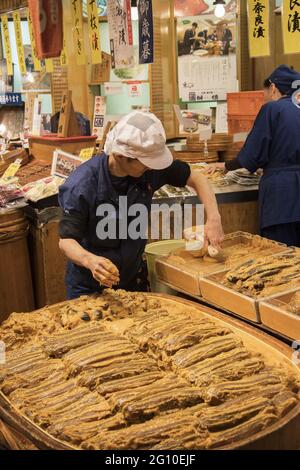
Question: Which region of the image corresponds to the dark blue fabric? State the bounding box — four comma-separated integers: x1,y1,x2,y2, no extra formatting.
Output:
261,223,300,247
59,154,190,297
268,65,300,96
237,97,300,230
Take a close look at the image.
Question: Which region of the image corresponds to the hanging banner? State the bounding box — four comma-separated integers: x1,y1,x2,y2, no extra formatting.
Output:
1,16,13,76
282,0,300,54
13,11,27,75
27,10,42,72
247,0,270,57
45,59,54,73
87,0,102,64
138,0,154,64
71,0,86,65
92,96,107,140
107,0,135,69
28,0,63,59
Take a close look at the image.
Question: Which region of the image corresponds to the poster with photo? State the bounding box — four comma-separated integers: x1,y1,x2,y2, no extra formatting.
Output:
21,46,51,93
177,9,238,102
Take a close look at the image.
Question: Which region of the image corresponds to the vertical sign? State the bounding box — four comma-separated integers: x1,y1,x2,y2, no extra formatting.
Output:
24,92,38,133
93,96,107,140
1,16,13,76
138,0,154,64
107,0,135,69
282,0,300,54
87,0,102,64
247,0,270,57
71,0,86,65
28,10,42,71
32,96,43,136
13,11,27,75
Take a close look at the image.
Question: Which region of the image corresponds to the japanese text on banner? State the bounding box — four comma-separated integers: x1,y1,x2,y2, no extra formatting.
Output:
248,0,270,57
1,15,13,76
71,0,86,65
13,11,27,75
138,0,154,64
107,0,135,69
282,0,300,54
27,10,42,71
87,0,102,64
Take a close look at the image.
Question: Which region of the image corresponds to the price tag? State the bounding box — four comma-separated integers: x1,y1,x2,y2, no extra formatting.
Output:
79,148,94,161
2,158,22,179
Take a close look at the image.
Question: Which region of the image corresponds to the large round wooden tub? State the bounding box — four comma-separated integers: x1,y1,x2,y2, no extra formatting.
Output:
0,293,299,450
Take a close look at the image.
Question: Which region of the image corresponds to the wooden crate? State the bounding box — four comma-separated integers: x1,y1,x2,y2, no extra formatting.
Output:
27,211,67,308
28,135,97,162
156,232,289,300
259,289,300,341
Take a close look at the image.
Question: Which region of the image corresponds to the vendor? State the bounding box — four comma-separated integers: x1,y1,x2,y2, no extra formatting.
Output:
59,111,224,299
205,65,300,247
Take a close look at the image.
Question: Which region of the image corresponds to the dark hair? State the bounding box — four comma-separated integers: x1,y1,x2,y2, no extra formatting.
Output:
192,22,198,28
263,78,284,95
263,78,272,88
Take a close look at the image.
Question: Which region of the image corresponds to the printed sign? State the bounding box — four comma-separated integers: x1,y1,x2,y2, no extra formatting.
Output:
0,93,22,106
92,96,106,140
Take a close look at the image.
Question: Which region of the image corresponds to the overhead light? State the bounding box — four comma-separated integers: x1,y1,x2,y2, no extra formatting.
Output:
213,0,226,18
131,0,138,21
131,7,138,21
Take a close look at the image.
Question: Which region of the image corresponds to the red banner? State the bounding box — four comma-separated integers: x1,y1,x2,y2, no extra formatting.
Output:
28,0,63,59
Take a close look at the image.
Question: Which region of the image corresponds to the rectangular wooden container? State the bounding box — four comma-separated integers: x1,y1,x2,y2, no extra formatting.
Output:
259,289,300,341
156,232,289,300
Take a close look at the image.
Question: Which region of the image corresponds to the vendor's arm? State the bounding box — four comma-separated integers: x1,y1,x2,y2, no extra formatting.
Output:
59,238,119,288
187,171,224,248
58,173,119,288
204,103,274,175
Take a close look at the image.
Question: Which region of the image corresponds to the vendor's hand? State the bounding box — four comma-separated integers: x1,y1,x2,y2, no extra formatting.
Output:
205,216,224,249
183,225,205,244
203,162,226,175
87,254,120,288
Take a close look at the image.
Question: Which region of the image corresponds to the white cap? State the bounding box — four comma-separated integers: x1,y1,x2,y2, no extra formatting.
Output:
104,111,173,170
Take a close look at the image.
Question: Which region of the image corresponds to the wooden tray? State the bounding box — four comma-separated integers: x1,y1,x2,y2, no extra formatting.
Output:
259,289,300,341
156,232,289,300
1,295,300,450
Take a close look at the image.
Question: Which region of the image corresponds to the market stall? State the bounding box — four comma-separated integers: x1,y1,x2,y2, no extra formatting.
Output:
0,0,300,454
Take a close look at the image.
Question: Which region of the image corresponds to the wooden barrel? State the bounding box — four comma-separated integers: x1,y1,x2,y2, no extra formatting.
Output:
0,209,34,322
